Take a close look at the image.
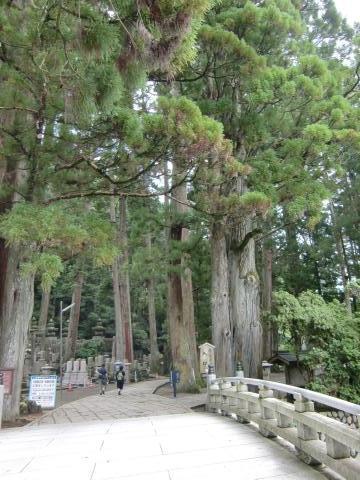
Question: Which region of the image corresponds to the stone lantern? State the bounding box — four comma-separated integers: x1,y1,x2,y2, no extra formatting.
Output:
30,316,38,336
92,318,105,338
62,317,69,337
46,318,57,338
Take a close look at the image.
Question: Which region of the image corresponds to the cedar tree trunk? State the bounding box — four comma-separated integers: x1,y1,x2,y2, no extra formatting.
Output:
168,161,199,390
146,233,160,372
118,197,133,362
210,221,233,376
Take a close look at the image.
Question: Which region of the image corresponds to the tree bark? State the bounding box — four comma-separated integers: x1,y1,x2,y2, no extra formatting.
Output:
146,234,160,372
168,160,199,390
0,109,35,420
284,220,302,295
330,202,352,314
38,288,50,339
261,247,274,360
118,196,134,362
110,196,125,361
0,242,34,421
65,268,84,361
227,177,262,379
210,221,233,376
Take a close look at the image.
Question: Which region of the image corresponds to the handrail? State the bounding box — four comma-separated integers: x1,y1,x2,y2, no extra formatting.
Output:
207,375,360,479
213,377,360,416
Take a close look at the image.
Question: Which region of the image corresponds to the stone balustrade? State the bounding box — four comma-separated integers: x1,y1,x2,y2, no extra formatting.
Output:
207,376,360,480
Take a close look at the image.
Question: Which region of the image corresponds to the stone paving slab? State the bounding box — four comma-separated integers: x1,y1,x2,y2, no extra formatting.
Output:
0,412,335,480
28,379,206,426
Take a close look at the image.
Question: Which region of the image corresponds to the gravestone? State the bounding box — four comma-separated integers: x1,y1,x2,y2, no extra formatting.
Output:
73,360,80,372
77,359,89,386
95,355,101,367
62,360,73,386
87,357,94,379
199,343,215,376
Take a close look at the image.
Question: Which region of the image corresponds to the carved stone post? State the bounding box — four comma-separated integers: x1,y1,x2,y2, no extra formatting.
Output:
325,437,350,460
294,394,321,465
236,381,250,424
259,386,276,438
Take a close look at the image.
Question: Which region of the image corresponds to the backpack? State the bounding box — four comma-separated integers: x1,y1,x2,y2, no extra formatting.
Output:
98,368,107,380
116,370,125,381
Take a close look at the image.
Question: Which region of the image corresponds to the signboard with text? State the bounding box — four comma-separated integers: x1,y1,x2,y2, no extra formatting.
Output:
29,375,57,409
0,369,14,395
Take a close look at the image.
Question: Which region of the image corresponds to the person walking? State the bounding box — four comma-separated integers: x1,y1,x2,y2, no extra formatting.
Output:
116,365,125,395
98,364,108,395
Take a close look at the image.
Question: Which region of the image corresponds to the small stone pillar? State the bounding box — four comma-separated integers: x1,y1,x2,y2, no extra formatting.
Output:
262,361,273,380
199,343,215,377
62,360,73,386
73,360,80,372
259,386,276,438
294,394,321,465
87,357,94,378
236,361,244,378
95,355,104,367
236,381,250,423
78,359,89,386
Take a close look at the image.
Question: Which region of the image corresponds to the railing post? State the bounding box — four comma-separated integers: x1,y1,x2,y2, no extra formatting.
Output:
294,394,317,440
259,386,276,438
220,379,232,416
276,411,293,428
294,394,321,466
228,382,238,412
325,437,351,460
247,390,260,414
236,381,250,424
206,365,218,413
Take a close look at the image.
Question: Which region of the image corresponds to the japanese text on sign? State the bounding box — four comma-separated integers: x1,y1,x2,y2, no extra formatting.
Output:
29,375,57,409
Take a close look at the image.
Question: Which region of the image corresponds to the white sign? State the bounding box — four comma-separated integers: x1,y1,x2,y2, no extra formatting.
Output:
29,375,57,409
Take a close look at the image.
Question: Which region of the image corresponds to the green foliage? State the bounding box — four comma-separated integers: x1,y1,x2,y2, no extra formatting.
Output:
77,339,105,358
0,203,117,289
273,290,360,401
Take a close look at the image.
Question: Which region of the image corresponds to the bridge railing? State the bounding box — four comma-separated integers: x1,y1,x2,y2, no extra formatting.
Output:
207,376,360,480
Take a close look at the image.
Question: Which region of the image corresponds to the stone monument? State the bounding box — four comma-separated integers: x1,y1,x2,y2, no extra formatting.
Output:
199,343,215,376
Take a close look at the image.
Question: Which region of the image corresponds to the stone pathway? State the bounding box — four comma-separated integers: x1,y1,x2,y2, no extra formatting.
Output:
0,412,336,480
29,379,206,425
0,379,338,480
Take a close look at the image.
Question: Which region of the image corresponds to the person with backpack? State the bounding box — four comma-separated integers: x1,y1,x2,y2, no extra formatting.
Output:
116,365,125,395
97,364,108,395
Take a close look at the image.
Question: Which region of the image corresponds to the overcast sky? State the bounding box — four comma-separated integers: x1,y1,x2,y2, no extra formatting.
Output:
334,0,360,25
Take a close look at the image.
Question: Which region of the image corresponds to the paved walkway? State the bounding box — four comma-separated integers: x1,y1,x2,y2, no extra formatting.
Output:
0,380,337,480
29,379,206,425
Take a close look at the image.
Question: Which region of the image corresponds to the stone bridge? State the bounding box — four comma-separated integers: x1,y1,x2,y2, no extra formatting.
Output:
208,375,360,480
0,378,359,480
